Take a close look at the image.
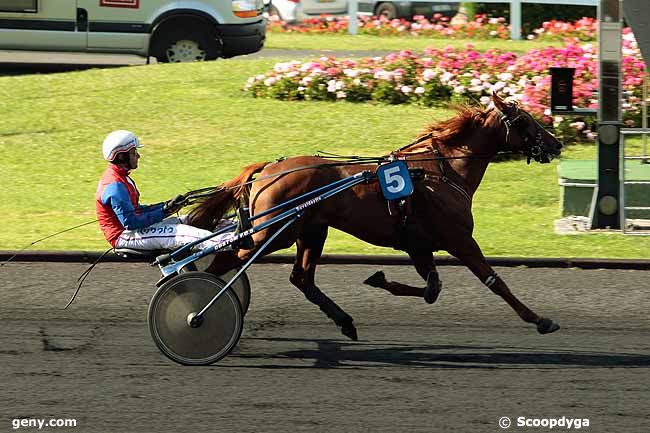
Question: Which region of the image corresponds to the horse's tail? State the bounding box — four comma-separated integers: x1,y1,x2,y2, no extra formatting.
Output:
188,161,270,230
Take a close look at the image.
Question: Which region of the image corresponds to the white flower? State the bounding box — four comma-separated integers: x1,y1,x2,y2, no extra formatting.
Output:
480,96,491,105
480,73,491,81
440,71,454,84
374,70,391,80
336,91,347,99
544,108,552,116
498,72,513,82
569,121,586,130
264,77,277,86
353,78,361,85
415,87,425,94
453,85,466,94
343,69,359,77
401,85,412,94
274,62,293,73
491,81,506,92
422,69,437,82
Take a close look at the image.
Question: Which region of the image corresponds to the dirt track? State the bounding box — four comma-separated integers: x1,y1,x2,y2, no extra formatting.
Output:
1,262,649,433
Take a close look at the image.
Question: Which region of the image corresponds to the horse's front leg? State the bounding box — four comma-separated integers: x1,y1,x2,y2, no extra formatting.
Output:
363,251,443,304
449,237,560,334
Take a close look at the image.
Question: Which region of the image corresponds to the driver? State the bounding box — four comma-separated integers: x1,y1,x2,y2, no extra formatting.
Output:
95,130,234,252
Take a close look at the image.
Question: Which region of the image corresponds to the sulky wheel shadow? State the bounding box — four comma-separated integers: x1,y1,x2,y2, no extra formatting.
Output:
233,337,650,370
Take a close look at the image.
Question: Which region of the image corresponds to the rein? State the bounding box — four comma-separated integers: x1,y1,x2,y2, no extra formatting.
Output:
186,131,517,200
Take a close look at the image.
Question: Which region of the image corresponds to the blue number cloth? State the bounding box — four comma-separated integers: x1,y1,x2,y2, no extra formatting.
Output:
377,160,414,201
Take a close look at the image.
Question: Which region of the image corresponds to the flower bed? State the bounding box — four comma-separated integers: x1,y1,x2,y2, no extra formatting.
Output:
244,35,647,142
267,14,598,42
529,17,597,42
267,14,510,39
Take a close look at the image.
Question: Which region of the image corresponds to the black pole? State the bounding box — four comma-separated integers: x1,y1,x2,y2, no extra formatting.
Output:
591,0,622,229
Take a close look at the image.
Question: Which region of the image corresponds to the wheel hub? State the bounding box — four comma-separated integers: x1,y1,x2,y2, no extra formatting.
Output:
166,40,206,63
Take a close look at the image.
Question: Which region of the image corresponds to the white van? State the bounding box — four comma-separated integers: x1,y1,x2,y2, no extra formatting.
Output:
0,0,266,62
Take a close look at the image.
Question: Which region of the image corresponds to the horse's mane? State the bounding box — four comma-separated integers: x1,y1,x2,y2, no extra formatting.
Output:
398,104,495,155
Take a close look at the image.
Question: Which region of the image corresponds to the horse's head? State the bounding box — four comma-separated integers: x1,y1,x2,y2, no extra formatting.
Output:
492,92,563,164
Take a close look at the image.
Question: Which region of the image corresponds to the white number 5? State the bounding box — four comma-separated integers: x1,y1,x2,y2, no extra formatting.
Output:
384,166,405,193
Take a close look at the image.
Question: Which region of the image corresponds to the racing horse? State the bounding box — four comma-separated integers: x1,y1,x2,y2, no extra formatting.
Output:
188,93,563,340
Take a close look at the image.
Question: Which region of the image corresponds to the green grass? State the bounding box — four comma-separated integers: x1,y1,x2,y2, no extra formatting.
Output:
0,38,648,259
265,32,565,53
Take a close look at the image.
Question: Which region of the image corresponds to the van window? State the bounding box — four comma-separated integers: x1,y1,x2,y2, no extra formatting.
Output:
0,0,37,13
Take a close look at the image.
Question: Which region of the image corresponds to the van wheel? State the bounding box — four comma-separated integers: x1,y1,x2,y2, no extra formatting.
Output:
375,2,397,19
154,28,221,63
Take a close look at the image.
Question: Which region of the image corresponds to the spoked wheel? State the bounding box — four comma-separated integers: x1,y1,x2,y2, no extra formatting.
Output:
218,268,251,315
148,272,243,365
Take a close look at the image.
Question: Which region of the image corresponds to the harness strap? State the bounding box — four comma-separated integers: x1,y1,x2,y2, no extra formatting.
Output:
429,149,472,204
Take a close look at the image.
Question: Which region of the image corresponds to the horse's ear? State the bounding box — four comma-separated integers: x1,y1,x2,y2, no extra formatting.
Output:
491,91,508,111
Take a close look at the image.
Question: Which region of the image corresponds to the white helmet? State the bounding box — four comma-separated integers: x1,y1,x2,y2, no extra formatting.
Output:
102,130,143,161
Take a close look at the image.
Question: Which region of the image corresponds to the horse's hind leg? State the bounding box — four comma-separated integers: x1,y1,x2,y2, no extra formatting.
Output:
363,251,443,303
290,224,358,341
450,236,560,334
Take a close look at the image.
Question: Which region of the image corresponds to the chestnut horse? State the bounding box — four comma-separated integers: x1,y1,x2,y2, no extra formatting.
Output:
188,94,563,341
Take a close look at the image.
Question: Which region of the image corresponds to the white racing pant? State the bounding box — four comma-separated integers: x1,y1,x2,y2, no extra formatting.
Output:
115,216,236,252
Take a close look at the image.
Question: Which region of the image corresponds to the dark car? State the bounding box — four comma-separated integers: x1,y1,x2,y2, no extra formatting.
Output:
358,1,458,20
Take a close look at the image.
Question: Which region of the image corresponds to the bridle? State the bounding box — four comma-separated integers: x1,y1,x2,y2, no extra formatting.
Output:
497,102,548,164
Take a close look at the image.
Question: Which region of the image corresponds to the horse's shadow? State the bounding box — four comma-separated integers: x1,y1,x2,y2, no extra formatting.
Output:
233,337,650,370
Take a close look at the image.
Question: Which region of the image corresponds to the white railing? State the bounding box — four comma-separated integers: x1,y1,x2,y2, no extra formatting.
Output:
348,0,599,39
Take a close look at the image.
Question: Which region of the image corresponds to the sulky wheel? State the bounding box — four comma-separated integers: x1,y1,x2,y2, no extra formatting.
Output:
218,268,251,316
148,272,243,365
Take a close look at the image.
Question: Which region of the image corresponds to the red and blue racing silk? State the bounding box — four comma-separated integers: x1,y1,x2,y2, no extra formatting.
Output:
95,164,165,247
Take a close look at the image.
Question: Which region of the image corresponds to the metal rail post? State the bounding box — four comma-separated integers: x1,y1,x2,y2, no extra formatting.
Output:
510,0,522,40
348,0,358,35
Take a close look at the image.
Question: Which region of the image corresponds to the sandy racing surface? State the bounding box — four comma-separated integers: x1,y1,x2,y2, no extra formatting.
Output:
1,261,649,432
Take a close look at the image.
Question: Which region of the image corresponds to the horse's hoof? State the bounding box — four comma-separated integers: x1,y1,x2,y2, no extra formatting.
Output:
424,279,442,304
363,271,386,288
341,322,358,341
537,317,560,334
